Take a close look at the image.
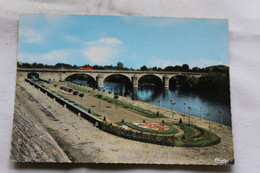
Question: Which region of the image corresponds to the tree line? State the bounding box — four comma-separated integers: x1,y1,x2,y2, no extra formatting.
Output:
17,61,229,73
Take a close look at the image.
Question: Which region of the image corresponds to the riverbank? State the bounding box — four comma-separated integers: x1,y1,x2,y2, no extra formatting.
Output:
11,80,234,164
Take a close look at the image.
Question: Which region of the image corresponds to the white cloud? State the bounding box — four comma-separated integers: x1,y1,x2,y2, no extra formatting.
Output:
82,37,122,65
148,58,179,68
99,38,122,45
88,37,122,45
82,46,116,64
20,27,43,43
19,50,69,63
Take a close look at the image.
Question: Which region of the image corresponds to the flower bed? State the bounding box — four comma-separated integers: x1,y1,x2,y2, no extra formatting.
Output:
133,123,169,130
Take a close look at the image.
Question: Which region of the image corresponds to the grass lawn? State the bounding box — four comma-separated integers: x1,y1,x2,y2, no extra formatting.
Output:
175,123,221,147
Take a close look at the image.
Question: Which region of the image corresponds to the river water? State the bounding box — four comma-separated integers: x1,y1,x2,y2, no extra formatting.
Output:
72,80,232,126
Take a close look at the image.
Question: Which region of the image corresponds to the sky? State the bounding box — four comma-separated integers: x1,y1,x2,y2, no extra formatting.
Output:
18,14,229,69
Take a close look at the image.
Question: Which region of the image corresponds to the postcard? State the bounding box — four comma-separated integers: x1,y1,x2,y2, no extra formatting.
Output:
10,14,234,165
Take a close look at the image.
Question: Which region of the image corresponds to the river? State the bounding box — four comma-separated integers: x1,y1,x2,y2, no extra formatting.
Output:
72,80,232,126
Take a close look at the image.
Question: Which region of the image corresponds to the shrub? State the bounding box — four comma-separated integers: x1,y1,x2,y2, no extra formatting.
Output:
162,120,165,123
73,91,78,95
68,89,73,92
54,84,57,87
79,93,84,97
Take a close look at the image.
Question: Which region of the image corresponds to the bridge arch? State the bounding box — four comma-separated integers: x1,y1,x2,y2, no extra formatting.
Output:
137,74,164,87
27,72,39,79
103,74,133,95
65,73,96,87
169,74,186,88
103,73,132,83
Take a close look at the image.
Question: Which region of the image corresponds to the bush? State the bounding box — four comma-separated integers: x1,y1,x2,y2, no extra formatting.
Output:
73,91,79,95
68,89,73,92
54,84,57,87
162,120,165,123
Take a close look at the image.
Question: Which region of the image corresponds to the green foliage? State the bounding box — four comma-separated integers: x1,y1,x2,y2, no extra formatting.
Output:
79,93,84,97
140,65,148,71
175,123,221,147
100,122,175,146
73,91,79,95
117,61,124,70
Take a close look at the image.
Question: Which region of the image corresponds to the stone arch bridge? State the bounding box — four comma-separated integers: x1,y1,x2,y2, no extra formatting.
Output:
17,68,205,88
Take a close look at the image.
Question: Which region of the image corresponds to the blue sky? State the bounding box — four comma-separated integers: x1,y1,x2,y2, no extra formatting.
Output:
18,14,229,69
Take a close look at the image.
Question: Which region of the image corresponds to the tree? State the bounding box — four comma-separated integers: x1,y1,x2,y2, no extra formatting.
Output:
170,99,176,118
140,65,148,71
152,66,158,71
98,94,103,108
207,111,211,132
157,99,161,111
114,93,119,109
164,66,175,71
73,91,79,95
184,103,187,116
117,61,124,70
181,64,190,71
68,89,73,93
79,93,84,104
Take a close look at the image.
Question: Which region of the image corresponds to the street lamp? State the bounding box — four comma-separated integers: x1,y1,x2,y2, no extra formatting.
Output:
200,107,203,119
184,103,187,116
171,99,175,118
218,110,223,127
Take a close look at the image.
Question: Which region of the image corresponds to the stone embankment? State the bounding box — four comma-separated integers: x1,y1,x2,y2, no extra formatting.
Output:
10,100,71,162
